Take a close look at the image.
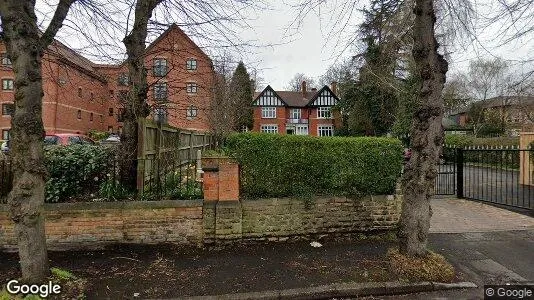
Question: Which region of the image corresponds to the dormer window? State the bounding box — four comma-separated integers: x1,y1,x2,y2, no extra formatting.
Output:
1,54,12,66
153,58,168,77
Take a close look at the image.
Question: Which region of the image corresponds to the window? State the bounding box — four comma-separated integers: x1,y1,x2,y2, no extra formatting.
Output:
1,54,12,66
117,73,129,86
100,115,103,123
296,125,308,135
2,79,14,90
44,136,59,145
90,92,94,101
261,107,276,119
154,106,168,124
318,125,334,137
260,125,278,134
90,112,93,122
290,108,301,119
68,136,82,145
77,110,81,120
78,87,82,97
118,108,124,122
108,126,113,133
2,103,14,116
154,83,168,101
317,107,332,119
110,90,114,97
153,58,168,77
118,90,128,103
186,105,198,119
109,108,114,116
118,126,123,134
186,58,197,70
2,129,9,140
186,82,198,94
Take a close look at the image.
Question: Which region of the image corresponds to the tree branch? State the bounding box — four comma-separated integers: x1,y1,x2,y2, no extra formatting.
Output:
40,0,77,49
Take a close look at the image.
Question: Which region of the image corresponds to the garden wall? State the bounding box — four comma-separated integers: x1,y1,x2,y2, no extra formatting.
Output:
0,200,204,251
0,194,401,250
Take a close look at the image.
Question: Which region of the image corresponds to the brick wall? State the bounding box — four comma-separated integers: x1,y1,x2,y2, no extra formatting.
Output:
0,200,203,251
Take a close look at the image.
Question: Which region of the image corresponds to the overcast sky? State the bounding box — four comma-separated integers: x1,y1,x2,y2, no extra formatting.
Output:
47,0,534,91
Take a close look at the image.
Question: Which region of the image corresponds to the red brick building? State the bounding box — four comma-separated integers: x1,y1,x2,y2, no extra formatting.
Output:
0,24,214,141
251,82,340,136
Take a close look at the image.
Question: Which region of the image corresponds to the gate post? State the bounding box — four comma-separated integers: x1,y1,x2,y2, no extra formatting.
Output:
456,147,464,199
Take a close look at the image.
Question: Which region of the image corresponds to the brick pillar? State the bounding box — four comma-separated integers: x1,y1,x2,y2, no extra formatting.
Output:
202,157,239,201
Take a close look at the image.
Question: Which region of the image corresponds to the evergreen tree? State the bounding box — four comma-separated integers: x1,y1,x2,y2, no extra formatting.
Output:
228,61,254,131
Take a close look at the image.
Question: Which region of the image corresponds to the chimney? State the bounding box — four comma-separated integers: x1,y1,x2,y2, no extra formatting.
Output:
331,81,338,95
302,80,307,96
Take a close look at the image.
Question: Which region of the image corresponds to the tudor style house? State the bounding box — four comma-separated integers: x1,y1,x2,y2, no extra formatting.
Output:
251,81,340,136
0,24,214,141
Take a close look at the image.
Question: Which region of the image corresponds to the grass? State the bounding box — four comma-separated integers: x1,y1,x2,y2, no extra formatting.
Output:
387,248,455,283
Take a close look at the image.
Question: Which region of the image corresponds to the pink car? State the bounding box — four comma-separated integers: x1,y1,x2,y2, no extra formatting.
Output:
44,134,95,146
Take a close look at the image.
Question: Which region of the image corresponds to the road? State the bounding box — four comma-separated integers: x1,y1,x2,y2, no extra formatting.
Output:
435,164,534,210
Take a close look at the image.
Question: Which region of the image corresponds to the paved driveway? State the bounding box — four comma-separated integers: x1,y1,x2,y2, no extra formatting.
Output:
430,198,534,233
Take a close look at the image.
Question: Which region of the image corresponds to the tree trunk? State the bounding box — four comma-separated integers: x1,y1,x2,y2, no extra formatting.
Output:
1,0,74,282
1,7,48,283
398,0,448,257
119,0,160,191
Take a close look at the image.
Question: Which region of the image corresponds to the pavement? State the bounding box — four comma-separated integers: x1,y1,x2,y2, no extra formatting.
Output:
376,197,534,300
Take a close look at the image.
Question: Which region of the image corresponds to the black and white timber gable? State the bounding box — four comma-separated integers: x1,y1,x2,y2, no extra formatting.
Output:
252,86,286,107
307,86,339,107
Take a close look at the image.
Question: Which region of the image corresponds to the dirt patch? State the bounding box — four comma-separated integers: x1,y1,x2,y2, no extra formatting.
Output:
0,239,464,299
387,248,456,283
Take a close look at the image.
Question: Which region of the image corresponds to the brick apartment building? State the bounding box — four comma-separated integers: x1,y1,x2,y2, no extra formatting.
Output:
0,24,214,141
251,81,340,136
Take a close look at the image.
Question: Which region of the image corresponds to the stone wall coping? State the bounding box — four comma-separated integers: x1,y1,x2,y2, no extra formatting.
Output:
241,195,394,205
0,199,203,212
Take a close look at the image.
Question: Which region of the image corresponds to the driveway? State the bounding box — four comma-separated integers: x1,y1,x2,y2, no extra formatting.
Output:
430,198,534,233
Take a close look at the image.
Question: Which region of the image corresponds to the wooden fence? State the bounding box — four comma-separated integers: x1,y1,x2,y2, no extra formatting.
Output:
136,118,214,193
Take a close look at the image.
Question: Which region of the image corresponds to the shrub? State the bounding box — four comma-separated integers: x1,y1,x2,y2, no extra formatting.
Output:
87,129,110,141
45,144,115,202
444,135,519,148
226,133,403,198
444,135,521,169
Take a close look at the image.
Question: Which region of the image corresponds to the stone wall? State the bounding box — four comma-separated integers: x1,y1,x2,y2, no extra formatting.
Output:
0,195,400,250
0,200,204,251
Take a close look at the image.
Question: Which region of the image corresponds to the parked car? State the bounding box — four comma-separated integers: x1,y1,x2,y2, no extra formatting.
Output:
44,134,96,146
102,134,120,143
1,140,9,154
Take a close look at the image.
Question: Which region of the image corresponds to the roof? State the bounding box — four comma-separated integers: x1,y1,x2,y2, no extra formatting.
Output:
253,86,336,108
46,40,107,82
448,96,534,116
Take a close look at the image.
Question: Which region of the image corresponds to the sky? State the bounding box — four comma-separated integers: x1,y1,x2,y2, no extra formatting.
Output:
45,0,534,92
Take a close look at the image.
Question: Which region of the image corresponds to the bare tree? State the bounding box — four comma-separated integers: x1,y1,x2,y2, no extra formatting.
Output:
285,73,316,91
0,0,76,282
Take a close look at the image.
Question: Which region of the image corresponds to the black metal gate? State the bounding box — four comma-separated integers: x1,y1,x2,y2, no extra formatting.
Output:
435,147,456,195
459,147,533,210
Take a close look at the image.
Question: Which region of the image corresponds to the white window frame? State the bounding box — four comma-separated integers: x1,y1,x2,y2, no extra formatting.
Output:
186,82,198,94
2,129,10,140
261,124,278,134
153,83,168,101
2,79,14,91
295,124,308,135
153,58,168,77
261,107,276,119
317,107,332,119
1,55,12,66
318,125,334,137
290,108,301,119
186,58,197,70
186,105,198,119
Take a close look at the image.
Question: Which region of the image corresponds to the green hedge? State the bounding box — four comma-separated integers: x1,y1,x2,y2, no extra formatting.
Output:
226,133,403,198
444,135,519,148
45,145,116,202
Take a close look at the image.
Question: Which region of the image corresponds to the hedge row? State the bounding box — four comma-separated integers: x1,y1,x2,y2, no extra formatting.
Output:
444,135,519,148
225,133,403,198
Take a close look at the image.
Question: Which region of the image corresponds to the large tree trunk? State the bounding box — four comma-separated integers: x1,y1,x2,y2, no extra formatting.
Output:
398,0,448,257
0,0,74,282
119,0,160,191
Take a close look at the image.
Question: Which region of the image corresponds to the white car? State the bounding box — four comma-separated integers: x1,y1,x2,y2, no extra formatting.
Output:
1,140,9,154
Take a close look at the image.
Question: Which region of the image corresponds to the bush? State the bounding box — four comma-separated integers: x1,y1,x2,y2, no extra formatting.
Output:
226,133,403,198
444,135,519,148
444,135,521,169
87,129,110,141
45,144,115,202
